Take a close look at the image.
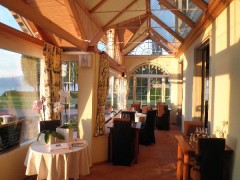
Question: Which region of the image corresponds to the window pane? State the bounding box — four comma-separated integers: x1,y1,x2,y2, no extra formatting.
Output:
62,61,78,130
0,49,40,145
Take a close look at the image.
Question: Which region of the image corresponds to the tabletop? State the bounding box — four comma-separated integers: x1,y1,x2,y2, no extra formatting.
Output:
24,139,92,180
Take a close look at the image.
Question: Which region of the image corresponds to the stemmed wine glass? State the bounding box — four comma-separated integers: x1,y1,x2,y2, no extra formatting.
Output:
202,128,208,138
195,127,201,138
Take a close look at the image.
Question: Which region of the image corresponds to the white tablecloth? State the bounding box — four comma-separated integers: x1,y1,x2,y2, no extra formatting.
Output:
135,113,147,124
24,140,92,180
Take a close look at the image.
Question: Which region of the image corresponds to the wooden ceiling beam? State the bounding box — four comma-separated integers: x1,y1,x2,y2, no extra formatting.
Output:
150,28,177,52
158,0,195,28
124,29,148,50
104,14,148,31
0,0,89,50
103,0,138,29
150,13,184,43
176,0,233,57
64,0,87,40
89,0,107,13
150,34,172,55
191,0,208,11
75,0,103,29
123,36,148,55
123,18,148,47
89,30,104,46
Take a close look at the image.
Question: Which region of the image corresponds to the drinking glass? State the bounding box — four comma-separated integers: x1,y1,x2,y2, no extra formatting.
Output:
195,127,201,137
202,128,208,138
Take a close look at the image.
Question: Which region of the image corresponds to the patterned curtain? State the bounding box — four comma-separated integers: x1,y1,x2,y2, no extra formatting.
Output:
95,53,110,136
43,43,62,120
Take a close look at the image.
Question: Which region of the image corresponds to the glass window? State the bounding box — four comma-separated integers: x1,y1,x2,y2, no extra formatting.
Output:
61,61,78,131
0,49,40,146
105,73,120,121
128,64,171,108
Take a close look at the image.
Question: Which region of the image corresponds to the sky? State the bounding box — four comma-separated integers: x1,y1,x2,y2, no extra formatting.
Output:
0,5,23,78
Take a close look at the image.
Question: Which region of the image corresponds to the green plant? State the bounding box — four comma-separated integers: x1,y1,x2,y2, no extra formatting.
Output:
37,130,65,144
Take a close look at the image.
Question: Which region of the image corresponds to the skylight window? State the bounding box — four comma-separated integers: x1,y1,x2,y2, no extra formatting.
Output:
0,5,22,31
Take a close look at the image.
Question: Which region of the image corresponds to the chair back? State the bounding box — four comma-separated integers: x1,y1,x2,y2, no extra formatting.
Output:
121,111,135,123
183,120,202,136
157,103,167,117
197,138,225,180
40,120,61,132
142,105,152,114
131,103,141,112
139,110,157,145
112,118,134,166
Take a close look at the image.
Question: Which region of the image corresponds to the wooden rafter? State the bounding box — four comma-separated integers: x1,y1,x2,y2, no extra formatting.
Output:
0,0,89,50
89,30,104,46
124,29,148,50
103,0,138,29
191,0,208,11
176,0,233,57
123,18,148,49
150,28,177,52
105,13,148,31
64,0,87,40
89,0,107,13
75,0,102,29
150,34,172,54
0,22,43,46
146,0,150,31
150,13,184,43
158,0,195,28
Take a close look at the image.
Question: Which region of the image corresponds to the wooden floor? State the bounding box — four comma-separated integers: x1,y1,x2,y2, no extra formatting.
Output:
25,124,182,180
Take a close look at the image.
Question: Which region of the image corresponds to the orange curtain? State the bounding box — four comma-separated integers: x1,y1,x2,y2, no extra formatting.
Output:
43,43,62,121
95,53,110,136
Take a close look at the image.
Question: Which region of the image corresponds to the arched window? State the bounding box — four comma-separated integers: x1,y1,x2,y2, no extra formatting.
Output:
128,64,171,108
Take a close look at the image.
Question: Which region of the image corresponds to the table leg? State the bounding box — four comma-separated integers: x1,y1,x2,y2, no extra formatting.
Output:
109,129,113,162
183,153,190,180
177,144,183,180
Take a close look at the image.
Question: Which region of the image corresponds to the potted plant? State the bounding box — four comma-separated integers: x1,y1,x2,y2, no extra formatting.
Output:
54,90,74,142
32,96,65,144
36,129,64,144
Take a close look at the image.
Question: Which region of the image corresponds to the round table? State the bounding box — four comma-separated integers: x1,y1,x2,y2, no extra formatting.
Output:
24,140,92,180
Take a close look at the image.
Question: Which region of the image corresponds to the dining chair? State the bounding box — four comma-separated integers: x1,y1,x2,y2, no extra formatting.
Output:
183,120,203,137
156,103,170,130
139,110,157,145
131,103,141,112
142,105,152,114
190,138,225,180
39,120,61,132
112,118,135,166
121,111,135,123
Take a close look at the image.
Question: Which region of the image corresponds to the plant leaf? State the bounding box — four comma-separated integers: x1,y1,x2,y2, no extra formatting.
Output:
45,131,50,143
51,131,65,140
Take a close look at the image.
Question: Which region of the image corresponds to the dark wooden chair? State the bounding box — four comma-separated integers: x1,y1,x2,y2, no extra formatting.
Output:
156,103,170,130
139,110,157,145
121,111,135,123
190,138,225,180
112,118,135,166
39,120,61,132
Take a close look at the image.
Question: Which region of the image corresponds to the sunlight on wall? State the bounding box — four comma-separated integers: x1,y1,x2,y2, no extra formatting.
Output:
213,74,230,135
214,10,228,54
229,0,240,46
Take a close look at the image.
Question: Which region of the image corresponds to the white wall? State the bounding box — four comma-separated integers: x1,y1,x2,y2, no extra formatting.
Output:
181,0,240,179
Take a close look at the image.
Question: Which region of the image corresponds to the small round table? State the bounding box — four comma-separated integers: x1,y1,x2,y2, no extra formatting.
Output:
24,140,92,180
